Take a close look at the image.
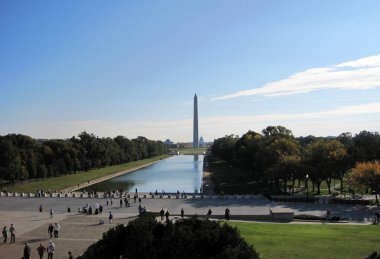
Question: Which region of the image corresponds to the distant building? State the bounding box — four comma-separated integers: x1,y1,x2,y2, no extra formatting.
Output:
199,136,205,147
164,139,173,145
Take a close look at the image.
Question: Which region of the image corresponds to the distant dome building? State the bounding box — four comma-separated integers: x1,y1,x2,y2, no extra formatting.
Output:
199,136,205,147
164,139,173,145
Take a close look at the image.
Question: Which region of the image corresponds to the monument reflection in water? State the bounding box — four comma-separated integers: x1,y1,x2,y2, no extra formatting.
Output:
86,155,203,193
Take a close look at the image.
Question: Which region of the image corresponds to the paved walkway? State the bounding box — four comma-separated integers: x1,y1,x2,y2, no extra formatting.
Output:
0,195,376,259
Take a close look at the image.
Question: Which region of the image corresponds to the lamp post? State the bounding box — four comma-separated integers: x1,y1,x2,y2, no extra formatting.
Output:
306,174,309,202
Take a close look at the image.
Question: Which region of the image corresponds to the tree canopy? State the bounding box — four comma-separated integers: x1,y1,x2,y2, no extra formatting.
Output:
211,126,380,195
79,216,259,259
0,132,167,185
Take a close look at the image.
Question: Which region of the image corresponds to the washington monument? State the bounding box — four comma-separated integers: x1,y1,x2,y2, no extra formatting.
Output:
193,94,199,148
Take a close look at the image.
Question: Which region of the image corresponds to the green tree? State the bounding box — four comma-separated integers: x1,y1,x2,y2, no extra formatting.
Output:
347,161,380,204
304,140,347,194
234,131,263,180
212,135,239,163
79,216,259,259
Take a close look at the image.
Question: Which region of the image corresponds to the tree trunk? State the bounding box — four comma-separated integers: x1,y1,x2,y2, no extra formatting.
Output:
292,178,295,196
317,181,321,195
326,177,331,194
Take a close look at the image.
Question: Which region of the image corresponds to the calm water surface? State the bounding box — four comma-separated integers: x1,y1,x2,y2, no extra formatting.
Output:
87,155,203,193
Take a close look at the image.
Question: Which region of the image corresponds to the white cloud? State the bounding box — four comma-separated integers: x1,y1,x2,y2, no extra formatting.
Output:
212,54,380,100
3,103,380,142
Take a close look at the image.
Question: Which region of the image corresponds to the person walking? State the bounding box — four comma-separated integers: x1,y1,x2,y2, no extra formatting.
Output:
2,226,7,243
23,242,31,259
9,224,15,243
225,208,230,221
50,208,54,218
181,208,184,218
160,208,165,221
207,209,212,218
165,210,170,221
68,251,74,259
54,222,60,238
37,243,46,259
48,223,54,238
109,211,113,224
47,240,55,259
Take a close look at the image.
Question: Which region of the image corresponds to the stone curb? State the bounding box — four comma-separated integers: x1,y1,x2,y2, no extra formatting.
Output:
0,192,263,200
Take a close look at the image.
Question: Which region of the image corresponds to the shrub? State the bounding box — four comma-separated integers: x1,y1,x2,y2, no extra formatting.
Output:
78,215,260,259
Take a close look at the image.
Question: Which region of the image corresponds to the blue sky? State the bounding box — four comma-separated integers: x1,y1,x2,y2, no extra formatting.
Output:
1,0,380,142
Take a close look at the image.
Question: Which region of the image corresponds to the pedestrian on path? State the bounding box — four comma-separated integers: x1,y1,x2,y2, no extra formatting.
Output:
48,223,54,238
2,226,7,243
50,208,54,218
9,224,15,243
160,208,165,221
207,209,212,218
23,242,31,259
109,211,113,224
181,208,184,218
54,222,60,238
165,210,170,221
68,251,74,259
47,240,55,259
225,208,230,221
37,243,46,259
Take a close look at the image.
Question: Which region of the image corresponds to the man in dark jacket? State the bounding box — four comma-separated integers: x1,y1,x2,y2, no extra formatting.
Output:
23,242,31,259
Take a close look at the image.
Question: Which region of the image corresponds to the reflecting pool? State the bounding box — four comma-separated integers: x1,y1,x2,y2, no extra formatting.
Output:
86,155,203,193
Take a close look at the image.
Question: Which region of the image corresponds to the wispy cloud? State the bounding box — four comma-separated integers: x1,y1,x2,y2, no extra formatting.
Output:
212,54,380,100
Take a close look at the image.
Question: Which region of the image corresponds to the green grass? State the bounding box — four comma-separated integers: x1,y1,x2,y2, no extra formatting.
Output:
174,148,207,155
5,155,170,193
229,221,380,259
206,154,264,194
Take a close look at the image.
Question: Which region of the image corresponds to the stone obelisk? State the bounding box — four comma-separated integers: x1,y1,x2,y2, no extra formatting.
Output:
193,94,199,148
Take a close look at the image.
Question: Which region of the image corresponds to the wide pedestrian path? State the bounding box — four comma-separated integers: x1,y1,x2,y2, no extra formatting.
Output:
0,195,375,259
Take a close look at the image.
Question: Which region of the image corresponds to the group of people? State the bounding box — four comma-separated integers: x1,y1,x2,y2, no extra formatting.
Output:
2,223,16,243
23,240,73,259
48,222,61,238
23,240,57,259
120,197,130,207
80,202,103,215
160,208,170,221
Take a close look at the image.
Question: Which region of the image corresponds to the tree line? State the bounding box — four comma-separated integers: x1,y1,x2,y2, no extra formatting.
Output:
0,132,168,184
211,126,380,195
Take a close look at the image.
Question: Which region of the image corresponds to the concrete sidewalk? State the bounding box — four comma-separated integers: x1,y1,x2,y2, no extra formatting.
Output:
0,195,375,259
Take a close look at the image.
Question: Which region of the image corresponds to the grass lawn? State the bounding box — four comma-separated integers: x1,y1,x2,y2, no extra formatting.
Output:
229,221,380,259
174,148,207,155
5,155,170,193
206,154,264,194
